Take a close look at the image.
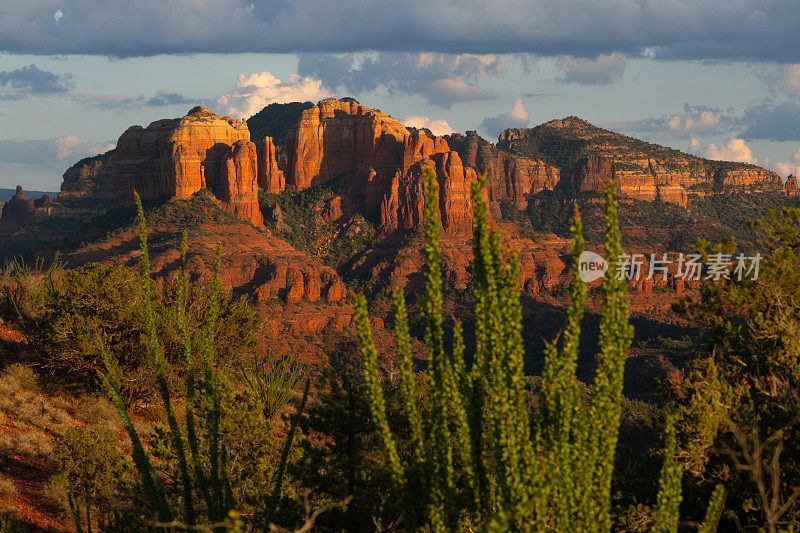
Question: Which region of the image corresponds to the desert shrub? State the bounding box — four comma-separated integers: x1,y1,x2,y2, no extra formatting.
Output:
292,369,409,531
0,509,20,533
51,425,134,533
6,259,257,400
96,197,341,531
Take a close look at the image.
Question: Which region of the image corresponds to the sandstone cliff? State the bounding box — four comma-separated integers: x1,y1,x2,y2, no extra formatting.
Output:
285,99,481,234
446,130,560,212
257,136,284,193
114,106,263,226
0,186,52,234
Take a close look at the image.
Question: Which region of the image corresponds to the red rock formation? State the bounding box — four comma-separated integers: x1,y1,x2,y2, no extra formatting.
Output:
219,140,263,226
0,186,35,227
257,136,284,193
446,131,560,211
786,174,799,196
0,186,55,234
286,98,408,190
557,153,619,194
287,99,482,234
114,106,262,226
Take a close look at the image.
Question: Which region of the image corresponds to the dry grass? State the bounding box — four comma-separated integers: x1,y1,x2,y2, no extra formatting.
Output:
0,428,53,458
73,395,120,426
0,477,17,497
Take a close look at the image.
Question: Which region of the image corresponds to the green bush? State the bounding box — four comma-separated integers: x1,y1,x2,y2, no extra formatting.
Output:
5,259,257,400
51,425,133,533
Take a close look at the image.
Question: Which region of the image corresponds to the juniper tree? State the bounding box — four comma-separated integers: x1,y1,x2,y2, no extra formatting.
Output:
355,169,705,531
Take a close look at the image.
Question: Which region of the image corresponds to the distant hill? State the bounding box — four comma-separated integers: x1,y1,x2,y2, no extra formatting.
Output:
499,116,775,177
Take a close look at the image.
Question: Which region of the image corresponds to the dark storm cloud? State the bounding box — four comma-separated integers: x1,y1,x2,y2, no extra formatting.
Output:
742,101,800,142
1,1,798,61
71,90,201,111
0,64,72,98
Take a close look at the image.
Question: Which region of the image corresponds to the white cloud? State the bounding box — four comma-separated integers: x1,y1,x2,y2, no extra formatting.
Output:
666,107,721,137
217,72,331,118
53,136,114,160
479,98,531,139
766,64,800,99
690,137,758,164
402,115,455,136
772,147,800,177
555,53,626,85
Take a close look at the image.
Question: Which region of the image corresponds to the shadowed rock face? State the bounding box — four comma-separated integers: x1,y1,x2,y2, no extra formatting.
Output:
0,186,52,233
113,106,263,226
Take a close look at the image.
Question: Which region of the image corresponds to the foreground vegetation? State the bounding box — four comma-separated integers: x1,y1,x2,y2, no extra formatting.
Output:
1,171,800,531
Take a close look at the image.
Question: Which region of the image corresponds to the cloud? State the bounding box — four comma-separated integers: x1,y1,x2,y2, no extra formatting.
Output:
479,98,531,139
607,104,729,139
4,1,796,62
690,138,757,164
298,52,502,107
217,71,330,118
741,101,800,141
0,64,72,99
0,136,114,165
71,90,200,111
555,53,625,85
764,64,800,99
146,91,198,107
771,148,800,178
402,115,454,136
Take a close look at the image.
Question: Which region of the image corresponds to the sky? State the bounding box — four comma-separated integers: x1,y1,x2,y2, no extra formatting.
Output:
2,0,800,190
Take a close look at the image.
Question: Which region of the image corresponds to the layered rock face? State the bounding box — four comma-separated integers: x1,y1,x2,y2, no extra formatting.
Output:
446,131,559,211
114,106,262,226
286,99,481,234
286,99,409,190
786,174,799,196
